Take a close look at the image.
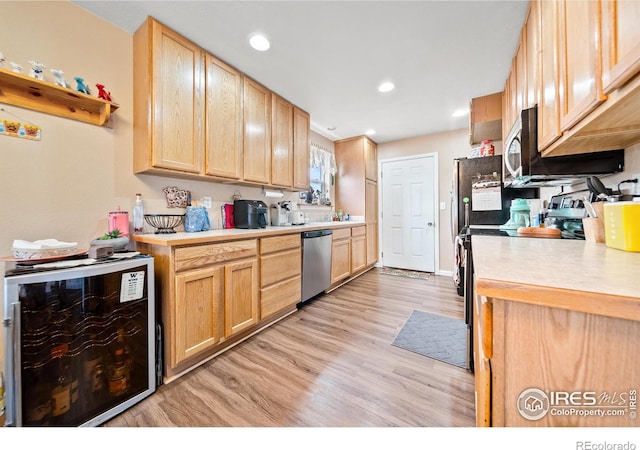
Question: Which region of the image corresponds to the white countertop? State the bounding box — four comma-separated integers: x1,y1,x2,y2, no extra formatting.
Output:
473,235,639,298
131,221,364,247
472,235,640,320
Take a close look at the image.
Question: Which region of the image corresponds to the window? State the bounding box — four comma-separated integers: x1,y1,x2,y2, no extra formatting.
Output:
303,145,336,205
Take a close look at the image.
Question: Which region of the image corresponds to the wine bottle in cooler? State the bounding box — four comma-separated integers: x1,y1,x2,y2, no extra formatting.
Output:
108,328,132,397
50,345,72,425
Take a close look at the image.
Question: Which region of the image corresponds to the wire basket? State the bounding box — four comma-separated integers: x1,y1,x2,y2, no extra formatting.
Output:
144,214,185,234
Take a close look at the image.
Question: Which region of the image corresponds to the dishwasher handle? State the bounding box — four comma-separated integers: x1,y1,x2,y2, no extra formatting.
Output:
302,229,333,239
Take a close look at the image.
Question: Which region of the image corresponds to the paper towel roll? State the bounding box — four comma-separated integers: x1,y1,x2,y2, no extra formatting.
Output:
263,189,284,198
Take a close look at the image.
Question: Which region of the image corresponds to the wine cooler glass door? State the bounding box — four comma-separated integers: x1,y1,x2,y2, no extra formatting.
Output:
3,258,156,427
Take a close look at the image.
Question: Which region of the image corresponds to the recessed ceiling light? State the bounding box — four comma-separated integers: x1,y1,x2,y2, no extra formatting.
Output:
249,33,270,51
365,129,376,136
452,108,470,117
378,82,395,93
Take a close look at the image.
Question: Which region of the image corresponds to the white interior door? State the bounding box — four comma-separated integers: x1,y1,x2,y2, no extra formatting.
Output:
381,156,436,272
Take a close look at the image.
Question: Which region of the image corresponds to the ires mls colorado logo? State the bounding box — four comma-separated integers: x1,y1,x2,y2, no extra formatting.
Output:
517,387,638,421
518,388,550,420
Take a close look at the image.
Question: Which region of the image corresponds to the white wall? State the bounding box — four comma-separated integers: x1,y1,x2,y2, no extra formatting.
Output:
379,129,640,275
0,1,327,255
378,129,478,274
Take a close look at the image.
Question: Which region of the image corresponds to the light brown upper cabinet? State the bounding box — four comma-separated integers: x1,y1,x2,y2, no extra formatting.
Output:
242,76,272,184
133,17,205,176
293,107,311,190
134,16,310,188
524,2,540,109
601,0,640,94
335,135,378,218
558,0,606,132
506,65,518,133
515,32,526,118
271,94,294,188
204,53,243,180
537,0,562,151
364,137,377,182
335,135,378,269
505,1,640,156
470,92,503,144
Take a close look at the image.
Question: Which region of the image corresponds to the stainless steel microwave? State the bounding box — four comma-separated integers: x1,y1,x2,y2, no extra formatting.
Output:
503,106,624,188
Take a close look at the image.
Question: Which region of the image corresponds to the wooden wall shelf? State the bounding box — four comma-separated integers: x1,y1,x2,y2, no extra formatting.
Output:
0,69,119,127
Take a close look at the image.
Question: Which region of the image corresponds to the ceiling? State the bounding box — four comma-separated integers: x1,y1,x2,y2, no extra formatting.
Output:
72,0,529,144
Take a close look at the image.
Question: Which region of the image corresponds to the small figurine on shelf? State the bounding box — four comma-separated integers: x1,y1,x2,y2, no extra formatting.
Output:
50,69,70,88
0,52,5,68
95,83,112,102
74,76,90,95
10,62,22,74
28,60,46,80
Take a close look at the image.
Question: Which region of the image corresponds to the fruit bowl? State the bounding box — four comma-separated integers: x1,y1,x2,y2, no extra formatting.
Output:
144,214,185,234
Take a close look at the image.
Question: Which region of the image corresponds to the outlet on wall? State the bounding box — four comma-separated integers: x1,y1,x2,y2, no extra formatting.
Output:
632,174,640,196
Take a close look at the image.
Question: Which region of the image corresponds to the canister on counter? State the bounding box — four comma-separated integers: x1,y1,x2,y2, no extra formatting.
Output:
480,139,495,157
603,201,640,252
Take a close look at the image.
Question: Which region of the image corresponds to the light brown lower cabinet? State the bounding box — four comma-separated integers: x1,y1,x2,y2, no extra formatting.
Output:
136,238,294,383
224,259,259,337
175,266,224,364
366,223,377,267
331,228,351,284
134,225,371,383
350,226,366,274
259,234,301,319
475,291,640,427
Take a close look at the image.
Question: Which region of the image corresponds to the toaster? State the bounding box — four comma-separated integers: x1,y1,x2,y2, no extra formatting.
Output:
289,210,305,225
233,200,268,229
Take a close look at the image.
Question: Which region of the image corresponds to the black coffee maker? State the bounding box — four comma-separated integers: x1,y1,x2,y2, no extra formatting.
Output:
233,200,268,229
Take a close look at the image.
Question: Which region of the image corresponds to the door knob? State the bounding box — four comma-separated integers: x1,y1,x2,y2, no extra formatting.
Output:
427,222,434,227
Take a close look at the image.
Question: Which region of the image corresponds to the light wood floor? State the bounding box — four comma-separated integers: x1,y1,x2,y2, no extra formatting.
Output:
104,268,476,427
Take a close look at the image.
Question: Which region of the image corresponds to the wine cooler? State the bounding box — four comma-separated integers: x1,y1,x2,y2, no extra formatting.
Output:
2,256,156,426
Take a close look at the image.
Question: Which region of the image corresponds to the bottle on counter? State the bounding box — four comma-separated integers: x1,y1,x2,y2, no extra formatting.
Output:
133,193,144,234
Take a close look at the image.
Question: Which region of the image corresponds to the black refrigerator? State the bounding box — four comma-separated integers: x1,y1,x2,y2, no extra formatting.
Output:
451,155,538,238
451,155,537,372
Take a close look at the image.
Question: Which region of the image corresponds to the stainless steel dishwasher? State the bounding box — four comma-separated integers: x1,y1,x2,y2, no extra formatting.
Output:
301,229,333,303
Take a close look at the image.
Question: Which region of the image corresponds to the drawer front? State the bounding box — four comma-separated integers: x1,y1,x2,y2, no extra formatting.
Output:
175,239,257,271
260,275,301,319
351,225,366,237
260,234,301,255
260,248,301,287
332,228,351,240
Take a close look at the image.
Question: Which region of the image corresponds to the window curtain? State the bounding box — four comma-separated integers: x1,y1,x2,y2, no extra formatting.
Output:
310,144,336,175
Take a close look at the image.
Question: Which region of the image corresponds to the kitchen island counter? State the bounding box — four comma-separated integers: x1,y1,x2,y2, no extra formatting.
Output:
472,235,640,320
471,235,640,427
131,221,360,247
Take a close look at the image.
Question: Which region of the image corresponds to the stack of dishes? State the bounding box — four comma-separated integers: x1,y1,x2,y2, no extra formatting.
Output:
12,239,78,260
